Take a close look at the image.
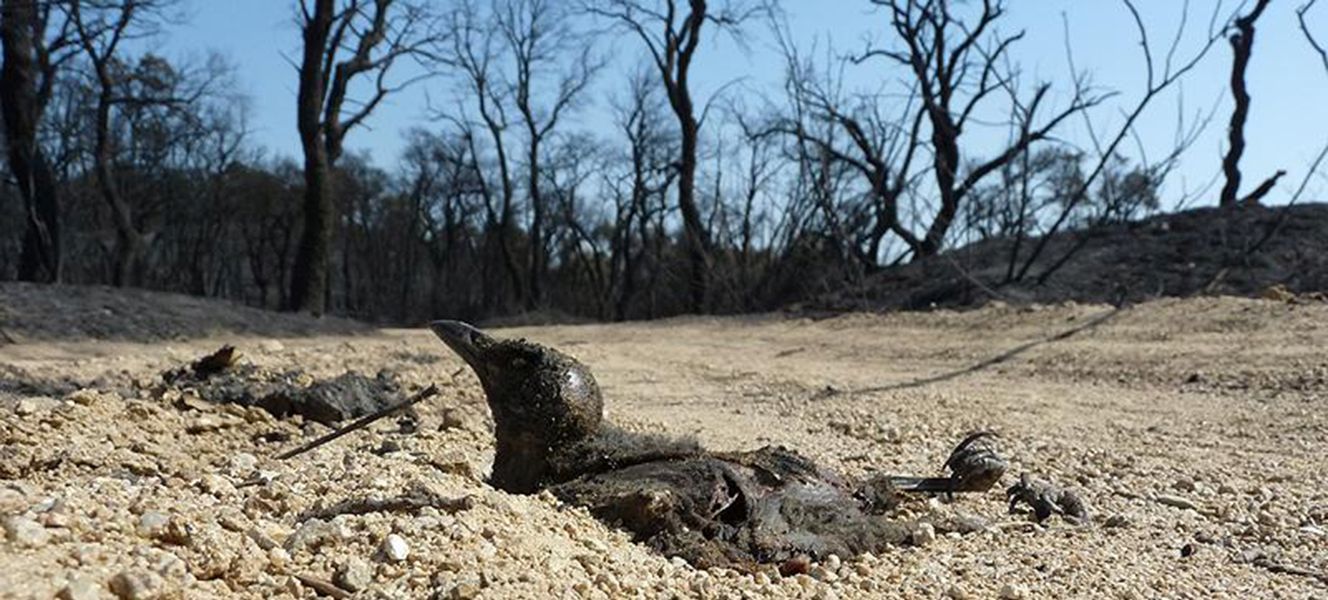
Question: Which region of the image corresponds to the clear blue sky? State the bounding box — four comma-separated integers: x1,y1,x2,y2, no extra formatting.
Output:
170,0,1328,207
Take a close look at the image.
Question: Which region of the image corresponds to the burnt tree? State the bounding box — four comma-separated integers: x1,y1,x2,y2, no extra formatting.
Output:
66,0,168,286
860,0,1102,258
288,0,432,314
1218,0,1282,208
586,0,763,312
496,0,599,309
0,0,70,282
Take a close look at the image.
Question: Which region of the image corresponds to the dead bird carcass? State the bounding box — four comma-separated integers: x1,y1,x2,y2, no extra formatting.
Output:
430,320,1011,570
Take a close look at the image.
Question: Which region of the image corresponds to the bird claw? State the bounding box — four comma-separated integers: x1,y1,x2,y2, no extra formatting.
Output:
1006,473,1088,523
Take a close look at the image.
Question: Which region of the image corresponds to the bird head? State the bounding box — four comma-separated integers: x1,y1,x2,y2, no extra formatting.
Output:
430,320,603,449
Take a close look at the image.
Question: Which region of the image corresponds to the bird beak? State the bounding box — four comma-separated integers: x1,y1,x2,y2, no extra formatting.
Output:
429,320,488,370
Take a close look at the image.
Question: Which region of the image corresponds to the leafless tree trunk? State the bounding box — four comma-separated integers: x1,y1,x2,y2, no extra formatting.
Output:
289,0,432,314
67,0,164,286
585,0,763,312
1,0,68,282
496,0,600,310
1218,0,1281,208
443,3,526,308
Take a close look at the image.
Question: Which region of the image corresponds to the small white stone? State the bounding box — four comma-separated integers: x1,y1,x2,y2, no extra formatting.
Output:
136,512,169,538
227,453,259,476
912,522,937,546
58,575,103,600
381,533,409,562
336,557,373,592
999,583,1028,599
3,515,50,548
1155,494,1199,511
824,554,841,571
267,547,291,568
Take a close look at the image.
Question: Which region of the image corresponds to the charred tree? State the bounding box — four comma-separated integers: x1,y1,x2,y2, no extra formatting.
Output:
66,0,165,287
863,0,1101,258
586,0,764,312
288,0,432,314
496,0,599,310
0,0,67,282
1218,0,1280,208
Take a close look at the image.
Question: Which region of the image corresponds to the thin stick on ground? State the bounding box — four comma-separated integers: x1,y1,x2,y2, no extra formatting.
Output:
1250,557,1328,585
291,573,352,599
277,383,441,460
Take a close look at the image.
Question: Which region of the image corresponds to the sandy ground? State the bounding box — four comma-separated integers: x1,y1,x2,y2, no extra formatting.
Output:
2,296,1326,599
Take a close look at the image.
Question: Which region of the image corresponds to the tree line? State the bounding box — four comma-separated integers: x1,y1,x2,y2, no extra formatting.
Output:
2,0,1325,324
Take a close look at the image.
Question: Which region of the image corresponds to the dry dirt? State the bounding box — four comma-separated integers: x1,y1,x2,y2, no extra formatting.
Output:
2,294,1327,599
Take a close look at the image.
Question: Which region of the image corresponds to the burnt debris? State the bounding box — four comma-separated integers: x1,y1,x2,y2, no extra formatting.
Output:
160,346,409,425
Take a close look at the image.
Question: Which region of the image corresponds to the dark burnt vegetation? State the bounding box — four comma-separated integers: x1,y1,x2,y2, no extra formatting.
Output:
1,0,1325,322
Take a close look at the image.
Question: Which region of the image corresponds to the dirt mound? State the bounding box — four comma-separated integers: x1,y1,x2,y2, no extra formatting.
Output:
0,283,367,344
808,203,1328,312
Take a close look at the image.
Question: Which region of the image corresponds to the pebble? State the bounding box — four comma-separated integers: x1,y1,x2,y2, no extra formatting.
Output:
815,588,839,600
945,585,971,599
448,582,481,599
3,515,50,548
824,554,841,571
267,546,291,568
381,533,410,562
136,512,169,539
440,409,468,431
58,576,103,600
912,522,937,546
67,389,101,406
285,519,343,552
1103,514,1130,528
336,557,373,592
999,583,1028,599
779,555,811,576
1155,494,1199,511
108,569,164,600
198,474,235,497
226,453,259,477
185,416,222,434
